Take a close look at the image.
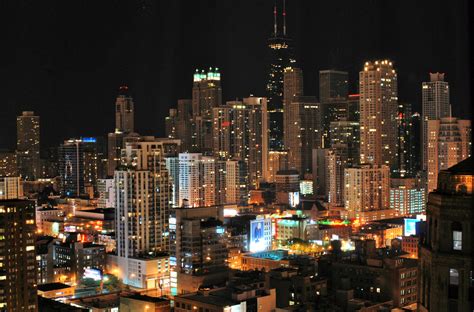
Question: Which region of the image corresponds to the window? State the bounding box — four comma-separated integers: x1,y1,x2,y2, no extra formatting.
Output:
452,222,462,251
449,268,459,299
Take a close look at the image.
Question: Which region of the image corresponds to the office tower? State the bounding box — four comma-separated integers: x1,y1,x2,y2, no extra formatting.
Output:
178,153,225,207
347,93,360,122
329,119,360,166
275,169,300,206
319,70,349,103
312,149,330,197
344,165,390,212
169,206,228,294
419,157,473,312
265,150,289,183
165,156,180,207
192,68,222,152
359,60,398,170
422,73,450,170
409,112,422,175
266,2,296,150
225,160,248,205
212,105,232,159
426,117,471,193
0,151,17,177
0,199,37,311
283,67,304,148
16,111,40,180
97,178,115,208
390,178,425,215
58,138,98,197
115,138,173,258
286,96,321,175
115,85,134,133
396,102,413,177
327,145,349,207
0,177,23,200
166,99,193,152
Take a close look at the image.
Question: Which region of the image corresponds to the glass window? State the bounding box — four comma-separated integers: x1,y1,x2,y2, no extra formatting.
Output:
450,269,459,285
452,222,462,251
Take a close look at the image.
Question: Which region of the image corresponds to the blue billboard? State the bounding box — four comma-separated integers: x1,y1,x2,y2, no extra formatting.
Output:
404,218,420,236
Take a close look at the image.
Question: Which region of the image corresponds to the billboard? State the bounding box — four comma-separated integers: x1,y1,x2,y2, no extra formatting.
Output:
404,218,420,236
249,219,271,252
289,192,300,208
84,268,102,281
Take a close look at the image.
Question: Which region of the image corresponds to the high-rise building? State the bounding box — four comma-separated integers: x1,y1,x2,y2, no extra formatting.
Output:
319,70,349,103
312,148,330,198
283,67,304,148
426,117,471,193
169,205,228,294
329,119,360,166
115,85,134,133
390,178,425,215
396,102,415,177
419,157,473,312
192,68,222,152
58,138,98,197
359,60,398,170
265,150,289,183
286,96,321,175
166,99,193,152
344,165,390,212
0,199,37,311
422,73,450,171
225,160,248,205
115,138,173,259
97,178,115,208
266,2,296,150
0,151,18,177
16,111,40,180
178,153,226,207
165,156,180,208
0,177,23,200
327,144,349,207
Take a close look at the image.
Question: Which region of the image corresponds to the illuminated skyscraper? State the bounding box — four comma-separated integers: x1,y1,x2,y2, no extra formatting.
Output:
0,151,18,177
0,199,37,311
266,1,296,150
422,73,450,171
344,165,390,212
359,60,398,170
115,85,134,133
166,99,193,152
16,111,40,180
58,138,98,197
192,68,222,152
283,67,304,148
426,117,471,193
286,96,322,175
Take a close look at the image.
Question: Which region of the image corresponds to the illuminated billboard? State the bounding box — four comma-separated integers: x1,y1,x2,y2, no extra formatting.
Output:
84,268,102,281
289,192,300,208
404,218,420,236
249,219,271,252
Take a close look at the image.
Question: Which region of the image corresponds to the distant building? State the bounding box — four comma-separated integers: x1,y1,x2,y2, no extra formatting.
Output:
16,111,40,180
120,294,170,312
115,85,134,133
344,165,390,212
97,178,115,208
426,117,471,193
390,178,425,215
419,157,473,312
283,67,304,149
422,73,450,171
0,199,37,311
359,60,398,170
0,151,18,177
319,70,349,103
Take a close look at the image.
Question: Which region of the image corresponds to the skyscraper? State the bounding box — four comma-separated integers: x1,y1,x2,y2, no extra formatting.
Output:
0,199,38,311
359,60,398,170
344,165,390,212
115,139,173,258
0,177,23,200
192,68,222,152
115,85,134,133
58,138,98,197
286,96,322,175
166,99,193,152
422,73,450,171
283,67,304,148
266,1,296,150
16,111,40,180
426,117,471,193
319,70,348,103
419,157,473,312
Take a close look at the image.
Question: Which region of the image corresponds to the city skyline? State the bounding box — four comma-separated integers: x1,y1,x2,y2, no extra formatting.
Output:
1,0,471,149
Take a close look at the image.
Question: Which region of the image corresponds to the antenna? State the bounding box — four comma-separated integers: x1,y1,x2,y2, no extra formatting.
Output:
283,0,287,36
273,0,278,37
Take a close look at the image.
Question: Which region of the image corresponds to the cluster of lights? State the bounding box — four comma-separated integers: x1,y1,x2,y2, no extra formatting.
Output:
193,67,221,82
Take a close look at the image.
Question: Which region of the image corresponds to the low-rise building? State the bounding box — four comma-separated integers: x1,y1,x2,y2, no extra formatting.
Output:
37,283,75,299
120,293,170,312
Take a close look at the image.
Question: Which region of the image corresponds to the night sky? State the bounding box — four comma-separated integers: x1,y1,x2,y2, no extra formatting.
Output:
1,0,471,151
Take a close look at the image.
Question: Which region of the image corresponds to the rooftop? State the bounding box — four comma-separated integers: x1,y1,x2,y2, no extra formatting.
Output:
38,282,73,292
121,293,169,303
443,156,473,175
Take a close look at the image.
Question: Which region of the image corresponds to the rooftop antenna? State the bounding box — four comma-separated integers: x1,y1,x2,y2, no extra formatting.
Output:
283,0,287,36
273,0,278,37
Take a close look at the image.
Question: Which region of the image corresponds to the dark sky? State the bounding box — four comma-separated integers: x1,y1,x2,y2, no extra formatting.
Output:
0,0,471,151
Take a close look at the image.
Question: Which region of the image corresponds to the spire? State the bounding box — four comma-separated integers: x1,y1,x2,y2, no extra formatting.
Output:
283,0,287,36
273,0,278,37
